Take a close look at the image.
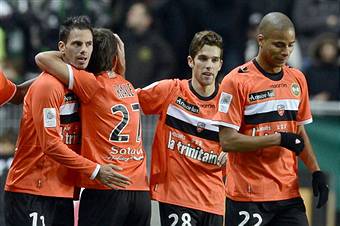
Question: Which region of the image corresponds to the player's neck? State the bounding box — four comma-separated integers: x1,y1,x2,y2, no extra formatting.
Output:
255,56,282,74
191,79,215,97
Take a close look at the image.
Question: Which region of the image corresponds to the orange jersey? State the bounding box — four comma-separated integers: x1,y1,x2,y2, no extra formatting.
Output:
0,70,16,106
5,73,98,198
69,67,148,191
138,79,225,215
215,60,312,202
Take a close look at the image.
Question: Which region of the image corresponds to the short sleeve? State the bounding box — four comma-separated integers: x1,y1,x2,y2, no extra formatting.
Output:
0,70,16,106
137,79,175,115
296,72,313,125
215,74,245,131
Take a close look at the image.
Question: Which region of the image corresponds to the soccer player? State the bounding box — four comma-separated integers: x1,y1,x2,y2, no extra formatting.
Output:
4,16,127,226
215,12,329,226
137,31,226,226
35,28,150,226
0,70,35,106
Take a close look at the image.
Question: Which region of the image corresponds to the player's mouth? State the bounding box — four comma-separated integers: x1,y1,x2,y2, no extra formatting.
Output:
202,72,214,77
77,57,88,64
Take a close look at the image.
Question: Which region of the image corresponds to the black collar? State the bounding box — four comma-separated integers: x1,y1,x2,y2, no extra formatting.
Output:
253,59,283,81
189,80,219,101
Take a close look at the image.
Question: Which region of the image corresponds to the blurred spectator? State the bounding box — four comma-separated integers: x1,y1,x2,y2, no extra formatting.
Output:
304,33,340,101
244,13,303,69
121,2,176,88
293,0,340,58
195,0,249,77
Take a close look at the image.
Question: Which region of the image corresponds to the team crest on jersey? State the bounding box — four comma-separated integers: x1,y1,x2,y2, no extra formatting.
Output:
196,122,206,133
291,83,301,96
277,104,285,116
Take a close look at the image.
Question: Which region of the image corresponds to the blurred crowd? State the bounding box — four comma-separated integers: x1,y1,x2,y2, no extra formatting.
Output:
0,0,339,97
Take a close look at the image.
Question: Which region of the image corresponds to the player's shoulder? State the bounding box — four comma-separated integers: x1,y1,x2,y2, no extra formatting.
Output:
221,61,254,85
142,78,180,91
33,72,65,90
284,65,305,78
228,61,255,78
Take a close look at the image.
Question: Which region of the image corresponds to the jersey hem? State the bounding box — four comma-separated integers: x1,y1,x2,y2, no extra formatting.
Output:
152,196,224,215
5,186,75,198
226,193,301,202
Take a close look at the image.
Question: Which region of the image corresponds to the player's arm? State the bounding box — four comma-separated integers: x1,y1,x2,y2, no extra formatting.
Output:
32,81,131,188
217,74,304,154
113,33,125,77
219,126,281,152
10,78,36,104
137,80,174,115
36,51,99,104
35,51,70,86
298,125,320,172
298,125,329,208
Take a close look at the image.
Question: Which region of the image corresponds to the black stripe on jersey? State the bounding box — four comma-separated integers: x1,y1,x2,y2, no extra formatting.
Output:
60,113,80,124
244,110,297,124
165,115,219,142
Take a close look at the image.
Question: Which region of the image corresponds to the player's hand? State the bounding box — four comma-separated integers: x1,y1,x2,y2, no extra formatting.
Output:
96,164,131,189
279,132,305,155
113,33,126,77
217,152,227,167
312,171,329,208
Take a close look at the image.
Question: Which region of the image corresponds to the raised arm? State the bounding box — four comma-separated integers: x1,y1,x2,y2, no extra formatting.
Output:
35,51,70,86
113,34,126,77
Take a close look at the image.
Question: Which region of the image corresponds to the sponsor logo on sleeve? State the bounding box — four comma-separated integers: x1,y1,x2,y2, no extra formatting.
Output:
218,92,233,113
43,108,57,128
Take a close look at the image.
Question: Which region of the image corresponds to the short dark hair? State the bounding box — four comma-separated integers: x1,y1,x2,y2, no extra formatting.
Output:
59,15,93,43
86,28,118,74
189,31,223,58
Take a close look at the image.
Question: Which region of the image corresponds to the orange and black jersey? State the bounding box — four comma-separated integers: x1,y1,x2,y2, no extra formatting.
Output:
68,66,149,191
138,79,225,215
215,60,312,202
0,70,16,106
5,73,98,198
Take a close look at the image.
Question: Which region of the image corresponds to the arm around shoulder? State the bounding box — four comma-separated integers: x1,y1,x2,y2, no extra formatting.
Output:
35,51,70,86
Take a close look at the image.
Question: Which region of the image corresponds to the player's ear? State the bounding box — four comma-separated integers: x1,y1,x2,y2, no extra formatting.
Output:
187,56,194,68
58,41,66,54
257,34,264,48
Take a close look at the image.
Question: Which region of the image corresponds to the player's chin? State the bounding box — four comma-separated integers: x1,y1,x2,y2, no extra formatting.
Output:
75,63,88,70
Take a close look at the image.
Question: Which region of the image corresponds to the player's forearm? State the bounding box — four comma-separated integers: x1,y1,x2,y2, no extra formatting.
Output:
219,127,281,152
42,137,98,177
10,78,36,104
298,126,320,172
35,51,69,85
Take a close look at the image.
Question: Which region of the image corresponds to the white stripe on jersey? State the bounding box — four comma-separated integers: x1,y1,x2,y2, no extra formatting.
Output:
211,120,240,131
167,105,219,132
66,64,74,90
244,99,300,116
60,103,78,115
297,118,313,125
